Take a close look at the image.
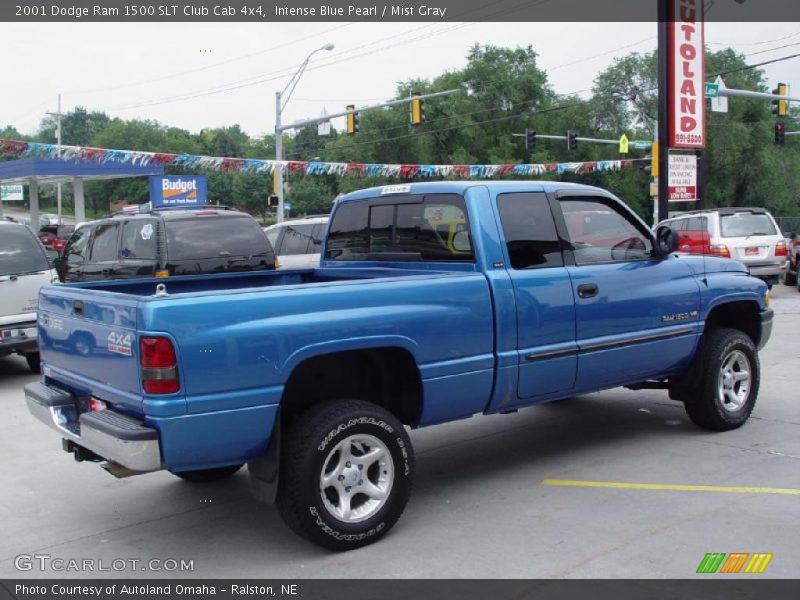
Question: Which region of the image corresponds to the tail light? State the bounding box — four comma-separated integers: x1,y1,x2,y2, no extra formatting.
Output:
139,336,179,394
709,244,730,258
775,241,787,257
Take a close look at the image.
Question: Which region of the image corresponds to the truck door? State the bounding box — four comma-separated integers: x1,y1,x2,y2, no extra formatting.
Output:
492,192,577,406
557,193,700,390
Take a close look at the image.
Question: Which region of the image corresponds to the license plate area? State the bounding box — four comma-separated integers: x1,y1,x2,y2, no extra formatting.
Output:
745,247,760,256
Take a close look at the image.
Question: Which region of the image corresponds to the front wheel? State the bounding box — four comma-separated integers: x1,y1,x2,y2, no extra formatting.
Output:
683,328,759,431
277,399,414,551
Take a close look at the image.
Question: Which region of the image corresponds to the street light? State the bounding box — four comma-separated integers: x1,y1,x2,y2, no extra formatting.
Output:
274,43,334,223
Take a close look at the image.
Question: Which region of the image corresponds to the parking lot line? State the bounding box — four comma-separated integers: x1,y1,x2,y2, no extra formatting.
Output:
541,479,800,495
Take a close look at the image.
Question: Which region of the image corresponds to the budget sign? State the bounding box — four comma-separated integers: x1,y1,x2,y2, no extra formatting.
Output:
148,176,208,208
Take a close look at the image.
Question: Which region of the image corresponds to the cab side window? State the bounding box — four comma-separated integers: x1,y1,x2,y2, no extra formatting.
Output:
497,192,563,269
561,197,653,265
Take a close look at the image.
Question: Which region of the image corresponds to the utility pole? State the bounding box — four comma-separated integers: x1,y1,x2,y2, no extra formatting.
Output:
46,93,64,224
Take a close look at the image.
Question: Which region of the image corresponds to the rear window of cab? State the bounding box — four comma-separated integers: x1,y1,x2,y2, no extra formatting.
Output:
325,194,473,262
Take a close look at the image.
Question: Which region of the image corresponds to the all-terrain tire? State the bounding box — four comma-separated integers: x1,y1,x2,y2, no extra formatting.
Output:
172,464,243,482
276,399,414,551
683,328,759,431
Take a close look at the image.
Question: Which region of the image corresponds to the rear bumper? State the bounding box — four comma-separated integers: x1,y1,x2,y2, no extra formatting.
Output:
759,308,773,351
747,264,784,278
24,382,162,472
0,320,38,355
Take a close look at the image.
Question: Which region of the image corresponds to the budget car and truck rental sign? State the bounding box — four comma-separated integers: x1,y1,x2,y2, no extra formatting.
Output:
148,175,207,208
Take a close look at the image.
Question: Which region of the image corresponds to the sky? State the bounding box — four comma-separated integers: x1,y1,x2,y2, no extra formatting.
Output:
1,21,798,143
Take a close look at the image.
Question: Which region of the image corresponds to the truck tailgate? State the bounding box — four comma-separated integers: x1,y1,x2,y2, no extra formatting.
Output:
38,285,147,415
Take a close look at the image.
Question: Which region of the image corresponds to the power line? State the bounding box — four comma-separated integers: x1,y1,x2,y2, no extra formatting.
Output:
707,31,800,47
547,36,655,72
284,101,584,159
65,24,355,95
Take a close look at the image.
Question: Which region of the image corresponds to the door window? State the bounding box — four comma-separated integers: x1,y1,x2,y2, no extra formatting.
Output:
280,224,315,255
89,223,120,262
561,198,652,265
497,193,563,269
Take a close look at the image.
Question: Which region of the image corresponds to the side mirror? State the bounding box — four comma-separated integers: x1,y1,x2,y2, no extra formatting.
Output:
655,225,679,258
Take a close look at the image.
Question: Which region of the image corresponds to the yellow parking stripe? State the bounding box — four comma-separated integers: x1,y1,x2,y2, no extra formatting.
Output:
541,479,800,495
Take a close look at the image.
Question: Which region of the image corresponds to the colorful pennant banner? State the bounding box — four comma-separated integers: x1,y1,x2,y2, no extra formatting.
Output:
0,138,641,179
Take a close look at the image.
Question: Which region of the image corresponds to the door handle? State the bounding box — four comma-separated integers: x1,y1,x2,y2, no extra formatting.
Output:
73,300,84,315
101,269,112,275
577,283,598,299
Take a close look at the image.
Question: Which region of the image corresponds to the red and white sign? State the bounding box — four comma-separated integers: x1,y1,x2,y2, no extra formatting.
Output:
668,153,697,201
668,0,705,148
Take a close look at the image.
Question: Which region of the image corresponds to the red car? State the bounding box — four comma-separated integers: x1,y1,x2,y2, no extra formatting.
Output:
38,224,75,254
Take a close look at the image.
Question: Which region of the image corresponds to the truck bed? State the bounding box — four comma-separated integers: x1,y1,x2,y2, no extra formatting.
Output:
37,265,497,471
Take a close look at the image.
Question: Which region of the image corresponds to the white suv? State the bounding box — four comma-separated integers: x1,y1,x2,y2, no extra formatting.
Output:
264,216,328,270
658,207,787,287
0,221,58,372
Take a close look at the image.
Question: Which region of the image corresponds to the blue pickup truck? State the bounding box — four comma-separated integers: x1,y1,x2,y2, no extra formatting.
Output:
25,181,772,550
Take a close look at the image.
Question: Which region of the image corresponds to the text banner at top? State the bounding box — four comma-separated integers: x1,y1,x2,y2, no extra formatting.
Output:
4,0,800,22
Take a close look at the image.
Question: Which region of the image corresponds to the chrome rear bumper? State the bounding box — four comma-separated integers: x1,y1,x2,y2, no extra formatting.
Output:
24,382,162,472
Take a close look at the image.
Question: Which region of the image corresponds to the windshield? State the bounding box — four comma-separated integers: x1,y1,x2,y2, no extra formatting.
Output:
0,227,50,276
720,213,777,238
165,216,272,260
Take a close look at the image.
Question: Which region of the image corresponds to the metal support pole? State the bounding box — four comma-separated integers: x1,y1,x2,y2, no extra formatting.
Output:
275,91,285,223
56,93,62,224
657,3,669,224
695,150,706,210
73,177,85,223
29,178,39,231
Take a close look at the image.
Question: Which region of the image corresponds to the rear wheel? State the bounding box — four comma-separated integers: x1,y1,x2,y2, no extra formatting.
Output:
172,464,243,482
683,328,759,431
277,399,414,551
25,352,41,374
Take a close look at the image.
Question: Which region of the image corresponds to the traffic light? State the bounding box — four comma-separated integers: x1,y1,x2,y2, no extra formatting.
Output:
525,128,536,151
346,104,359,135
772,83,788,117
410,92,425,126
567,130,578,151
775,122,785,145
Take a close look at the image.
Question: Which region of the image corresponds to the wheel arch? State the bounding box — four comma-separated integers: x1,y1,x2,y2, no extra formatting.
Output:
279,343,423,428
704,299,763,346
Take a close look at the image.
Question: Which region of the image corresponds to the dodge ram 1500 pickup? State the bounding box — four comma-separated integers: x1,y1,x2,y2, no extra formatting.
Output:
25,181,773,550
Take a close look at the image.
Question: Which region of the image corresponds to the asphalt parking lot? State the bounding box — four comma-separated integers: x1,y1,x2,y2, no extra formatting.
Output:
1,284,798,579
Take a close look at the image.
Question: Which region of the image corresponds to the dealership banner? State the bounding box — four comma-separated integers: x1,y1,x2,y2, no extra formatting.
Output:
148,175,207,208
668,0,705,149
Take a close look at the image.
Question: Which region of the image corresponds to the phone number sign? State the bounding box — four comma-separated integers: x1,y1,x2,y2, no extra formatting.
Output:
668,153,697,202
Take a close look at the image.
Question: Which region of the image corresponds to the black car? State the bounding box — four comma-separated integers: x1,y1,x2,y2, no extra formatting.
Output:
56,207,276,283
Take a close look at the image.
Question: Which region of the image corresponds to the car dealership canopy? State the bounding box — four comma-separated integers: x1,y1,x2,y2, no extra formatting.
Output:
0,158,163,226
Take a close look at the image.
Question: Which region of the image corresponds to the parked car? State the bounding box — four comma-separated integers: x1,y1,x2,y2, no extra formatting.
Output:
26,181,772,550
0,221,58,372
38,224,75,254
264,215,328,269
56,206,276,282
657,207,787,287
